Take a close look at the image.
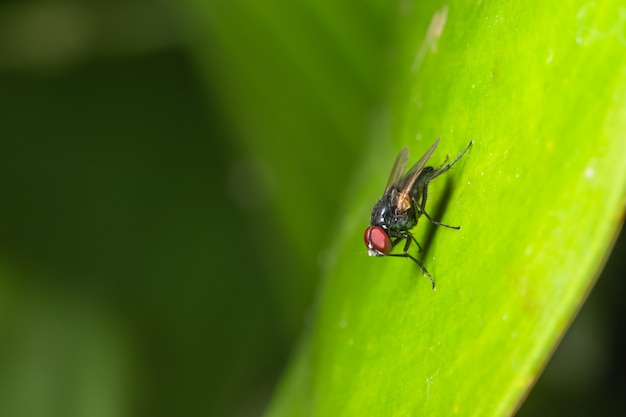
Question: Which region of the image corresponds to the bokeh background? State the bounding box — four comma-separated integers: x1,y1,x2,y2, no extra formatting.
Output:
0,1,624,416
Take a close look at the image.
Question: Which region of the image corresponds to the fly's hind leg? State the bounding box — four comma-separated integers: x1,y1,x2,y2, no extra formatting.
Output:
415,140,473,229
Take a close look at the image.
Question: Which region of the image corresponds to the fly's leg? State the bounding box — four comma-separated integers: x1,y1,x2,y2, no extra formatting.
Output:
391,234,422,252
415,140,473,229
414,185,461,229
386,232,435,289
409,232,423,252
386,253,435,289
427,140,473,181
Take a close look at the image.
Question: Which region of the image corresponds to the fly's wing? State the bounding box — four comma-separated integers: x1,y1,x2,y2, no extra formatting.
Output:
395,138,440,209
384,146,409,191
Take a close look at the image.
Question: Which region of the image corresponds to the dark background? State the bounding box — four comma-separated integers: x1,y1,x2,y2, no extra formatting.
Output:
0,2,624,416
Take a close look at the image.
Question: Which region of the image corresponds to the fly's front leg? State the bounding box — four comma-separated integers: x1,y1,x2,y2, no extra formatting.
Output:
390,237,403,249
390,232,423,252
386,249,435,289
404,231,422,252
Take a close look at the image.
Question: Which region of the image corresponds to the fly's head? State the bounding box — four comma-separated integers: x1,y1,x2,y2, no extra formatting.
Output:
365,189,418,256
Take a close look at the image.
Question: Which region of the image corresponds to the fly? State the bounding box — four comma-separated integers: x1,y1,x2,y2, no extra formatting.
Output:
363,139,473,289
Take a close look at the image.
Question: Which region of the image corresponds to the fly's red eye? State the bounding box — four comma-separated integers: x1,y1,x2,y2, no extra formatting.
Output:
364,226,392,254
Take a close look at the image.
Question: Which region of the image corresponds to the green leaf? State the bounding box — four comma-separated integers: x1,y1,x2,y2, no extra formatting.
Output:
177,0,626,415
267,2,626,415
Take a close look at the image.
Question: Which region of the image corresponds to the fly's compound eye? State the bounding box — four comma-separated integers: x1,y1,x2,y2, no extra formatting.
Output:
364,226,392,256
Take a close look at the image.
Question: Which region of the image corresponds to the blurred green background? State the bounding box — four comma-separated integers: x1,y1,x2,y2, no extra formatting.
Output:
0,1,624,416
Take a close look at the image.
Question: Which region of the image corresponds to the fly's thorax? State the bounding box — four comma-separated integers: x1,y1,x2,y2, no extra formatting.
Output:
369,197,392,227
387,207,417,235
369,188,418,233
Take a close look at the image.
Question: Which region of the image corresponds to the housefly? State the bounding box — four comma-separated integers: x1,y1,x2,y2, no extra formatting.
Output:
364,139,473,289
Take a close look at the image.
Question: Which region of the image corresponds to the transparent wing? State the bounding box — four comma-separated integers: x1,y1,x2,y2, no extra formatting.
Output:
384,146,409,191
395,138,440,209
